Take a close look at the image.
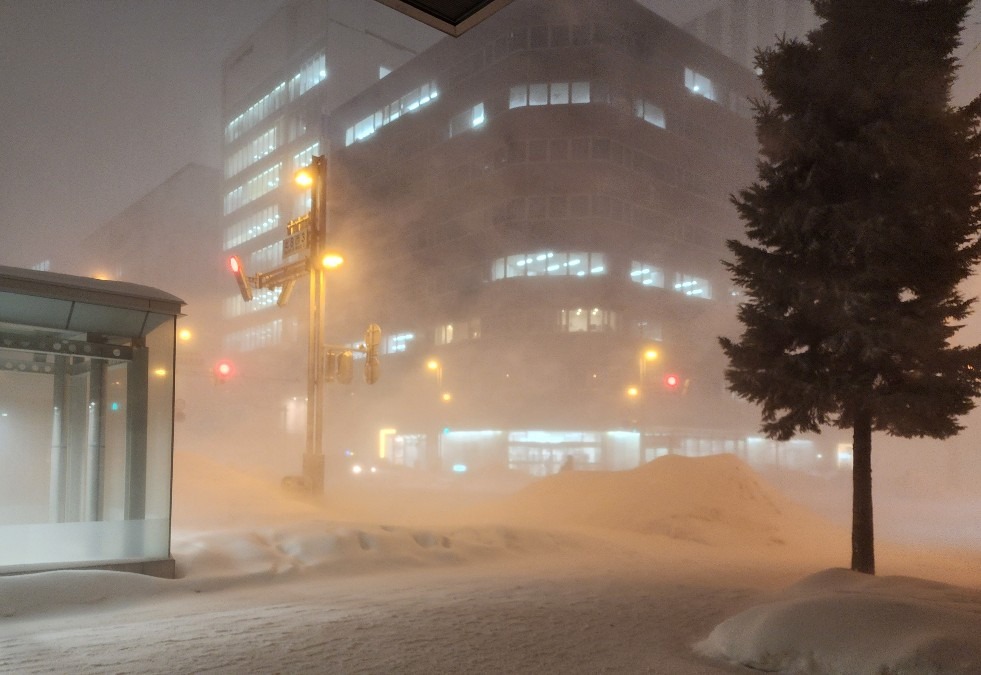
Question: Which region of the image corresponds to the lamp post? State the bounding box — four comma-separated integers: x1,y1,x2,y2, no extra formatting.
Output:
227,153,380,495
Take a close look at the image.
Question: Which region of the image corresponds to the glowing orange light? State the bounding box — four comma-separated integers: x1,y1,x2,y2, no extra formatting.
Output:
295,168,316,188
321,252,344,269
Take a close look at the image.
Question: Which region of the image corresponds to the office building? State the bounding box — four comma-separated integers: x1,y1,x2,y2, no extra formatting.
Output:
316,0,832,476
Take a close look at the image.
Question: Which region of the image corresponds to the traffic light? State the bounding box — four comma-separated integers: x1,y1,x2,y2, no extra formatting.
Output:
337,351,354,384
364,323,381,384
228,255,253,302
214,359,235,384
663,373,688,394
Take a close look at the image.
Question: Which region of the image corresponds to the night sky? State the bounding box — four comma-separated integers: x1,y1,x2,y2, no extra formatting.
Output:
0,0,283,267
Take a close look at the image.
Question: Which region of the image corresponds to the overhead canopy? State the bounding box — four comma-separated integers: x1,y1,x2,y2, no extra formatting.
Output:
0,265,184,339
373,0,514,36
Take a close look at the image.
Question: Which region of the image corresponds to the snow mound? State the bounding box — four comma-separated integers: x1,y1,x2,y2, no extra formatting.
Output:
696,567,981,674
477,453,840,546
172,522,575,586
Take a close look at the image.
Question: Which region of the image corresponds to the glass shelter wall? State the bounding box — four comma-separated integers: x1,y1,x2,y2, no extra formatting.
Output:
0,320,175,571
0,266,182,575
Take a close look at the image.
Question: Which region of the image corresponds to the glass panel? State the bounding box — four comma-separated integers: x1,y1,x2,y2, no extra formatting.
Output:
0,315,175,571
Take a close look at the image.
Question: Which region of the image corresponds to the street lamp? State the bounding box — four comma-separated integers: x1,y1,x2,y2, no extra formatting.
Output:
321,252,344,269
426,358,443,387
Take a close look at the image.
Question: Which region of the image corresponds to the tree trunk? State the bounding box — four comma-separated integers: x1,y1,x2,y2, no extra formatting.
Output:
851,409,875,574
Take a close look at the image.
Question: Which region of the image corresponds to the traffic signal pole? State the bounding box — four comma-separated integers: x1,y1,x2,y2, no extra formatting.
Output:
303,155,328,495
227,154,380,496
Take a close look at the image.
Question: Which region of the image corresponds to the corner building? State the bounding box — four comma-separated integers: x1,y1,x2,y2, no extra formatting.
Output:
319,0,827,476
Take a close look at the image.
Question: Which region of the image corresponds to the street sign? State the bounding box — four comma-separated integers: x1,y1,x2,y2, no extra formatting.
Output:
283,229,310,257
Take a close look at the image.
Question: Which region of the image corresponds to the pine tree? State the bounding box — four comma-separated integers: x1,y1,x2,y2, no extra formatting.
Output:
721,0,981,575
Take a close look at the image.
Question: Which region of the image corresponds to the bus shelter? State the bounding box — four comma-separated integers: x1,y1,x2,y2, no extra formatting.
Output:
0,266,183,577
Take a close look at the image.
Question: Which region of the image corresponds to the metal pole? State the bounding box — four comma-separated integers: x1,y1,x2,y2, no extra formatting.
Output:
49,355,69,522
85,359,107,521
302,154,328,494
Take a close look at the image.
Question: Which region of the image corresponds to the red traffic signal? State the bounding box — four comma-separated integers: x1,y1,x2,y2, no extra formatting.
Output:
214,359,236,383
663,373,681,391
228,255,253,302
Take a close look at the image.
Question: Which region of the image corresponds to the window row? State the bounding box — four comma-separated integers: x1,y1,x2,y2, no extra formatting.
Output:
223,288,277,319
493,251,608,280
491,251,712,299
224,163,281,215
226,52,327,144
344,81,439,146
559,307,618,333
436,319,482,345
222,319,283,353
224,206,280,250
225,127,278,179
509,81,591,108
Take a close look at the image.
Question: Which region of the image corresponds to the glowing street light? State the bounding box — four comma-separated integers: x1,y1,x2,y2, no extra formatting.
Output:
626,385,640,398
426,358,443,387
321,252,344,269
294,166,316,188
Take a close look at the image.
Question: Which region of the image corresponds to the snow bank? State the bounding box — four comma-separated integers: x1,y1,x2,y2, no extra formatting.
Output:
477,453,843,547
697,567,981,674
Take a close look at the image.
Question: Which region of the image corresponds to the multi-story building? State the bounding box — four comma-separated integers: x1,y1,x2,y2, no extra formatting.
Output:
640,0,819,71
314,0,833,477
218,0,441,464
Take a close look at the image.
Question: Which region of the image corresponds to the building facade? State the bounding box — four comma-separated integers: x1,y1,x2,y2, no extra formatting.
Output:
316,0,832,477
218,0,441,466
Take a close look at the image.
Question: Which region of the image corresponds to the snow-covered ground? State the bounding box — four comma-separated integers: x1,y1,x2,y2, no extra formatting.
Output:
1,451,979,674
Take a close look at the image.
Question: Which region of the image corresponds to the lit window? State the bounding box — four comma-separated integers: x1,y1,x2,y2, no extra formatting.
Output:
344,81,440,146
685,67,716,101
510,82,590,109
224,205,280,249
559,307,619,332
570,81,590,103
633,99,666,128
435,319,481,345
493,251,608,279
550,82,569,105
223,163,281,215
673,272,712,299
293,142,320,172
630,261,665,287
450,102,486,137
384,332,415,354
